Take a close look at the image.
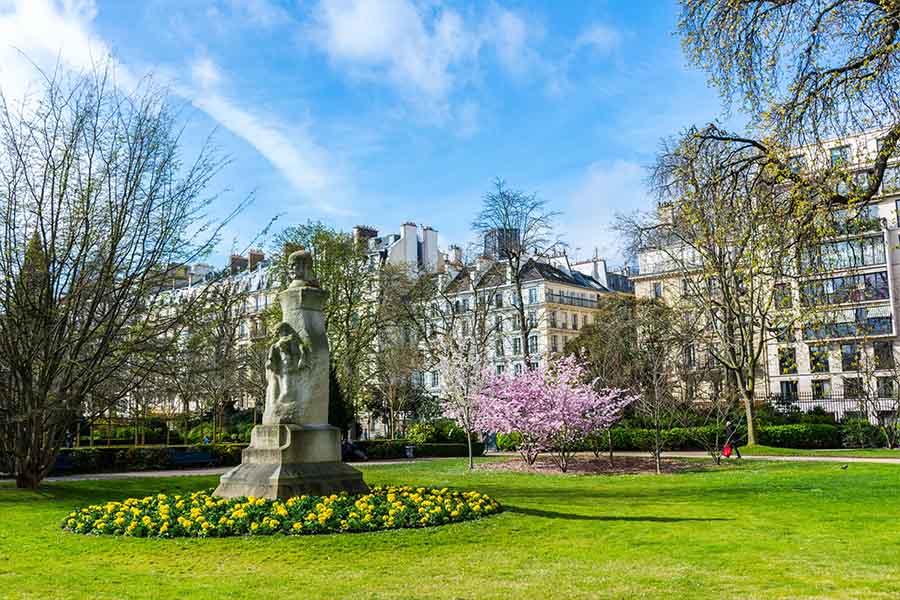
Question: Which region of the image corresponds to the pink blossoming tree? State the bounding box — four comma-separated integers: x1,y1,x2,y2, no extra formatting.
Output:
477,355,634,472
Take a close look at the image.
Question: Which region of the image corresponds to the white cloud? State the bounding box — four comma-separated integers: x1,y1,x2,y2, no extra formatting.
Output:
0,0,120,104
311,0,478,108
0,0,352,216
557,160,652,265
310,0,551,121
575,23,623,55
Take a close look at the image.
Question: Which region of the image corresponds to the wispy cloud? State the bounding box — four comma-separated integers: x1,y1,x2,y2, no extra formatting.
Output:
0,0,353,216
575,23,624,55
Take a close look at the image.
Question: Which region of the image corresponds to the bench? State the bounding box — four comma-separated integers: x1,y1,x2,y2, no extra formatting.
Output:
169,450,217,468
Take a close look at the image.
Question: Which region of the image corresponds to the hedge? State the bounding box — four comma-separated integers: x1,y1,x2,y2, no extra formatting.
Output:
495,424,848,452
47,441,483,475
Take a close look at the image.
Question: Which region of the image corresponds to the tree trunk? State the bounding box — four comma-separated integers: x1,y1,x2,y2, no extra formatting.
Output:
466,432,474,470
741,388,756,446
607,429,614,466
654,422,662,475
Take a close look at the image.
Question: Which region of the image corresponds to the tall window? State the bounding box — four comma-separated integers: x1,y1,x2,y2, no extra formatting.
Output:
495,338,504,357
494,315,504,332
551,335,559,352
513,338,522,355
841,343,860,372
877,377,896,398
527,311,537,327
809,345,830,373
780,380,798,399
812,379,831,400
571,313,578,331
527,288,538,304
549,311,557,328
875,341,894,369
528,335,538,354
514,363,523,375
653,282,662,298
431,372,439,387
844,377,863,399
495,293,503,308
831,145,850,167
778,347,797,375
774,283,792,308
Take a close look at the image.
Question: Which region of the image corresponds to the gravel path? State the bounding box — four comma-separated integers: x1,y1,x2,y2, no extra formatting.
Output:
40,458,441,482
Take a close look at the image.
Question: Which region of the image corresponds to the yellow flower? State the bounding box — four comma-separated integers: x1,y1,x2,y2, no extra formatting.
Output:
250,523,259,531
292,522,302,531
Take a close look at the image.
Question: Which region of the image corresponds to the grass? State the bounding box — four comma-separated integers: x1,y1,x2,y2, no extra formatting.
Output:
3,458,900,599
740,444,900,459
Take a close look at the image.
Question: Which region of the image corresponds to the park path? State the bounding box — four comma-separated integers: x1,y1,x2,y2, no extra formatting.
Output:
42,457,441,482
608,450,900,465
27,451,900,483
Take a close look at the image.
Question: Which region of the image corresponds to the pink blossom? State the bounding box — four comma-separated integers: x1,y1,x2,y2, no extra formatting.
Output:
476,355,635,471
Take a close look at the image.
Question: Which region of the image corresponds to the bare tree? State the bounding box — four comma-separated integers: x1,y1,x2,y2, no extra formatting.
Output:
624,129,842,445
371,326,423,439
0,67,243,488
473,178,561,365
387,261,500,469
678,0,900,210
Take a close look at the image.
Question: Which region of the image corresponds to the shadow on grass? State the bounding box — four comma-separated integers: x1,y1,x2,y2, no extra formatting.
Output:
505,505,734,522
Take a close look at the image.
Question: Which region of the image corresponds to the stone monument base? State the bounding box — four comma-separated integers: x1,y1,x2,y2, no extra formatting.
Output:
213,424,368,499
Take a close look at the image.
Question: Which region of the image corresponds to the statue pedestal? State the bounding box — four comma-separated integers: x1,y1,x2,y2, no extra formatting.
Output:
214,424,368,499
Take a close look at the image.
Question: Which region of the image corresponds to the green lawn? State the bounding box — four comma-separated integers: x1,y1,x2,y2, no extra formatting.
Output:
3,458,900,599
741,444,900,459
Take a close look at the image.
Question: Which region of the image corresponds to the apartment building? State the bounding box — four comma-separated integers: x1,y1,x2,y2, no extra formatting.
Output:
633,130,900,413
423,256,617,396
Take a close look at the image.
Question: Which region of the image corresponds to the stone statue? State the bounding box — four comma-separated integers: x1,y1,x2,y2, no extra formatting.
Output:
215,246,367,499
262,322,307,425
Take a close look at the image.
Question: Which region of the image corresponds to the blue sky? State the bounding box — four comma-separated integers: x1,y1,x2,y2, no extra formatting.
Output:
0,0,728,266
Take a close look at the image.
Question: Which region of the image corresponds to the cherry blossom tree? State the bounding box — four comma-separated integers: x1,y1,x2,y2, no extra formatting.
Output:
477,356,634,472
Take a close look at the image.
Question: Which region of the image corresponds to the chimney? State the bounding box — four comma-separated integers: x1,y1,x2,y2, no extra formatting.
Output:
449,244,463,265
230,254,248,275
248,249,265,271
353,225,378,245
421,226,439,272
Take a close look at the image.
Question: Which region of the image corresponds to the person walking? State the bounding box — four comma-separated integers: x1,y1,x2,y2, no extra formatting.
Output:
724,420,742,459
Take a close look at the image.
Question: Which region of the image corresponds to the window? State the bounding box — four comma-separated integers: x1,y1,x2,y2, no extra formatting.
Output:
788,155,805,173
513,337,522,355
812,379,831,400
684,344,696,368
461,320,469,336
844,377,863,399
878,377,896,398
778,347,797,375
841,344,859,371
528,335,538,354
527,311,537,327
431,372,439,387
775,326,796,343
875,341,894,369
571,312,578,331
560,312,568,329
494,315,504,332
496,364,505,375
495,338,504,357
549,311,557,328
780,380,799,399
512,314,521,330
582,314,588,327
514,363,523,375
551,335,559,352
495,293,503,308
462,298,470,312
774,283,792,308
831,145,850,167
528,288,538,304
809,345,830,373
653,282,663,298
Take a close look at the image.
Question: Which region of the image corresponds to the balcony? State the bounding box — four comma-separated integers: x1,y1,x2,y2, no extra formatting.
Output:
545,292,598,309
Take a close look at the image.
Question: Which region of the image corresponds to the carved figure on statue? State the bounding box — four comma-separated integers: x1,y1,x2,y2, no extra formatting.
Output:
263,322,308,425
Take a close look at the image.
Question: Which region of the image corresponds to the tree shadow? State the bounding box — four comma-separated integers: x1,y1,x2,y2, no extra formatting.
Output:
505,505,734,522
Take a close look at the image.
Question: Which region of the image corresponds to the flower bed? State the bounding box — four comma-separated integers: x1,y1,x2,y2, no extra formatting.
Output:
61,486,502,538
